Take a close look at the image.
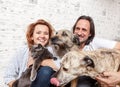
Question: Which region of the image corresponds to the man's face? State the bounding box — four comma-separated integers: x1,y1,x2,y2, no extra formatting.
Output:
74,19,91,44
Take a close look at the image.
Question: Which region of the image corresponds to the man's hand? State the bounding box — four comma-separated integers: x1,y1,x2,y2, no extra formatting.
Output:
96,71,120,87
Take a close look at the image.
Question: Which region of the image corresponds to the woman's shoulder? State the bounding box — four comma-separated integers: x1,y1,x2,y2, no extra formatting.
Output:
13,45,29,58
16,45,29,52
7,45,29,66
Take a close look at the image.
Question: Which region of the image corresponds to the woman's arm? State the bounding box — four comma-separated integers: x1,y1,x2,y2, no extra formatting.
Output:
41,59,59,71
4,47,28,86
27,56,59,71
4,52,19,86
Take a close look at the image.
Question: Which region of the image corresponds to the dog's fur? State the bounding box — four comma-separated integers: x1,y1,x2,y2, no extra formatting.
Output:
53,49,120,87
12,66,32,87
12,44,54,87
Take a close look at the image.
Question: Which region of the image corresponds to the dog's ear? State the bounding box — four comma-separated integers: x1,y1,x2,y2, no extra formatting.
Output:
38,44,43,48
83,56,95,68
30,44,38,51
72,34,80,46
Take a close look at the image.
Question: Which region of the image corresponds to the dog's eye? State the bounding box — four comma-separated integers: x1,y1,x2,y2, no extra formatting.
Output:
56,32,58,35
62,32,68,36
63,67,68,71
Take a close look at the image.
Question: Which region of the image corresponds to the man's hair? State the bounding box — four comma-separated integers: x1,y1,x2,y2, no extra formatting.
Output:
72,15,95,45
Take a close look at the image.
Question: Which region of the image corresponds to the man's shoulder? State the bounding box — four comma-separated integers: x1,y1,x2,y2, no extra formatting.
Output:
92,37,116,43
89,37,117,50
92,37,104,42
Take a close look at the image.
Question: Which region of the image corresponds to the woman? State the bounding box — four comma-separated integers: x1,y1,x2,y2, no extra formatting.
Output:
4,19,58,87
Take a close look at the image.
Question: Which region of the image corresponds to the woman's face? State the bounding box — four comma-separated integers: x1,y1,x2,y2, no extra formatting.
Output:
31,24,50,46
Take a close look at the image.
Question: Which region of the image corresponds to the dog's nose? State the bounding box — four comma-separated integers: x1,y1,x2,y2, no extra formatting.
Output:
51,36,58,42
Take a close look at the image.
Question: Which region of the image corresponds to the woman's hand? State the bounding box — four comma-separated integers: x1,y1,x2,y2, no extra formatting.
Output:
96,71,120,87
8,80,16,87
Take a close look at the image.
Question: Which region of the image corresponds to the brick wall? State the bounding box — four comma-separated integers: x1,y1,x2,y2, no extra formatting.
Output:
0,0,120,86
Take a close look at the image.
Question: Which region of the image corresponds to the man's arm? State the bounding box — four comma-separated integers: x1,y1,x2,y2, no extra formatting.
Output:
95,41,120,86
96,71,120,86
114,42,120,50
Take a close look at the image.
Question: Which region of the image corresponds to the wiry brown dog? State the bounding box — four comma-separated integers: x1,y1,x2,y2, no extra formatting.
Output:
51,49,120,87
50,29,80,58
50,29,81,87
12,44,54,87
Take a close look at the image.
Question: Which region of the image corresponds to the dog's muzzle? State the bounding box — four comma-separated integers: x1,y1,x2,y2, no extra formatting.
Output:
51,36,59,43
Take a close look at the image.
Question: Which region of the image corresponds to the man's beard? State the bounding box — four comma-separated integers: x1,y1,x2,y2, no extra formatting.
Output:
80,38,88,44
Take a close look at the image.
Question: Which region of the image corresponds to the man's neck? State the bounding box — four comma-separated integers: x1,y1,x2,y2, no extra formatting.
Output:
79,43,85,50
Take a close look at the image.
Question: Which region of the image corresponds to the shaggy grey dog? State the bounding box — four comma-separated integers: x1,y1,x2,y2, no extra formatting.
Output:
12,44,54,87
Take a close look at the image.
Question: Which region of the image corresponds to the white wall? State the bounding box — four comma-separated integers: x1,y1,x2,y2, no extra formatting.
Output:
0,0,120,86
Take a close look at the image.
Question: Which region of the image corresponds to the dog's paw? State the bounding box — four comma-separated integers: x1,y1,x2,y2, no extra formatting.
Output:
30,75,37,81
30,72,37,81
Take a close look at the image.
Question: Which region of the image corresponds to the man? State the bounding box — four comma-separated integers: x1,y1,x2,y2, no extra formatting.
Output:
72,15,120,87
